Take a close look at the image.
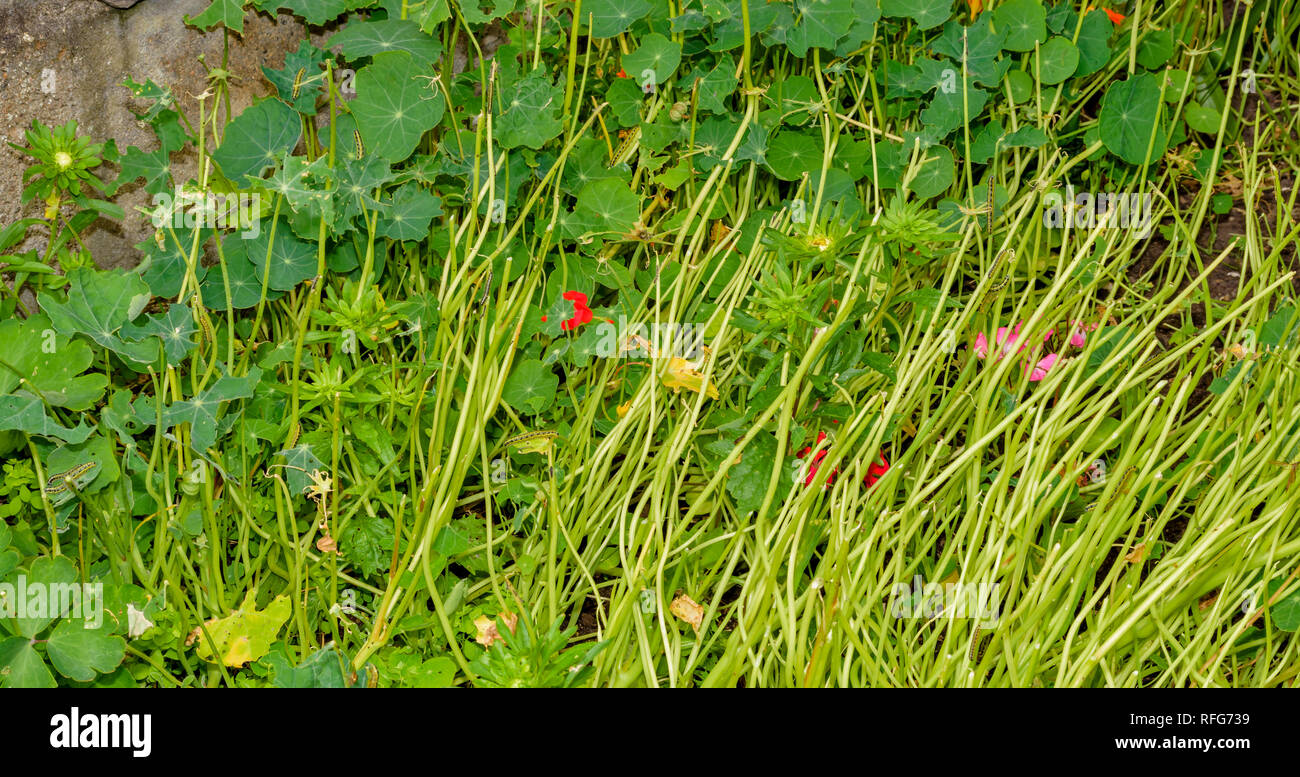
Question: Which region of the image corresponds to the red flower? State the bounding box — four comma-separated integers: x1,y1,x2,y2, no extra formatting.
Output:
616,68,629,78
795,432,890,490
864,454,890,488
796,431,838,488
561,290,593,331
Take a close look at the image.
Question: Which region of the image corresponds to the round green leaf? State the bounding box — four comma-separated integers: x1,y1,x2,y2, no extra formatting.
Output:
1099,73,1169,166
328,18,444,64
46,619,127,683
352,51,445,163
1005,70,1034,103
212,98,302,183
575,178,640,235
585,0,653,38
995,0,1047,52
766,131,822,181
1073,9,1113,77
909,145,955,199
1184,100,1222,134
502,359,558,416
376,183,443,241
622,33,682,88
241,216,318,291
202,236,274,310
880,0,955,31
1036,36,1079,85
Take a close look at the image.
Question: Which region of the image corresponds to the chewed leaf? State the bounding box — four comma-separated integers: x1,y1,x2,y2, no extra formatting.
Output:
663,355,720,399
0,396,95,444
194,591,292,667
162,367,262,453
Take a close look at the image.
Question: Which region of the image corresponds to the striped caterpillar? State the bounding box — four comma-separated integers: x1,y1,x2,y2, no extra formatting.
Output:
504,430,556,446
44,461,98,495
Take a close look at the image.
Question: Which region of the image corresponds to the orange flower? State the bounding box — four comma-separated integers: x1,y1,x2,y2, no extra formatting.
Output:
1089,5,1126,24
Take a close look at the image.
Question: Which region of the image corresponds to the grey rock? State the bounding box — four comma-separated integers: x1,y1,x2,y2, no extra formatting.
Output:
0,0,316,270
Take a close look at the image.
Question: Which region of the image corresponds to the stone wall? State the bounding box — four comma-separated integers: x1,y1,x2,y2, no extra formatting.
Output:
0,0,310,270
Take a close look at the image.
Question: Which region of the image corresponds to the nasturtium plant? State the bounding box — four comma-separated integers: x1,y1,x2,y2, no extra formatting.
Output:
0,314,107,411
502,359,558,416
585,0,654,38
185,0,248,34
256,0,354,26
376,183,442,241
1036,36,1080,84
328,18,444,64
213,97,302,184
1072,8,1114,77
351,51,446,163
0,0,1291,692
622,33,682,87
880,0,954,31
38,268,160,367
1099,72,1169,165
494,68,565,151
995,0,1047,52
263,41,329,115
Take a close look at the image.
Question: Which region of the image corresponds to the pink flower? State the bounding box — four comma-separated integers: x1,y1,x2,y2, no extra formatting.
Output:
1026,353,1058,381
1067,319,1098,348
975,322,1024,361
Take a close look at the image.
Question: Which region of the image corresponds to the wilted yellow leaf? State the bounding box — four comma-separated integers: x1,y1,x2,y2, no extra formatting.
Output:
663,355,719,400
474,611,518,647
194,591,292,667
669,595,705,631
1124,543,1148,564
